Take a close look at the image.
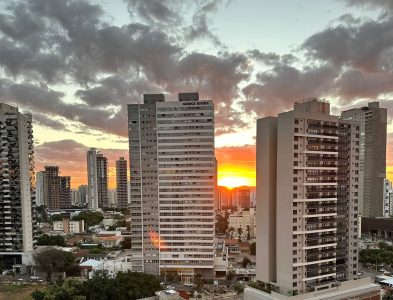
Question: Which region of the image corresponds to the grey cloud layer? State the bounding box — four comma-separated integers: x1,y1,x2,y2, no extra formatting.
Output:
0,0,393,141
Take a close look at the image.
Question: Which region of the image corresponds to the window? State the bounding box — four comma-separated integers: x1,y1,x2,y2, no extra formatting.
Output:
293,242,297,247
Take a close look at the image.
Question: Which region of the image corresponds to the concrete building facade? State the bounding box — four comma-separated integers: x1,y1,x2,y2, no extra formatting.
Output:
256,99,360,294
342,102,387,217
36,171,45,207
0,103,35,255
43,166,71,210
116,157,128,209
87,148,108,210
383,179,393,218
128,92,215,280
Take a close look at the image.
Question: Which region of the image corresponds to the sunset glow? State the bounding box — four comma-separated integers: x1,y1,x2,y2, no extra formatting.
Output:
218,176,250,189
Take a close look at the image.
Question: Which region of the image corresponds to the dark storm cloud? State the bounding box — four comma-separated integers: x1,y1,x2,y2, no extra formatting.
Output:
241,63,337,116
302,18,393,72
344,0,393,13
335,69,393,100
0,0,251,136
33,113,68,131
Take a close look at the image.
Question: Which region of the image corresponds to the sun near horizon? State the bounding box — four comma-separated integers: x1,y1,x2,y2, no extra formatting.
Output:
218,176,255,189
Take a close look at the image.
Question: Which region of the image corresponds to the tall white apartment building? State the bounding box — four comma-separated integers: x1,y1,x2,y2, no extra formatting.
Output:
256,99,360,294
128,92,215,281
0,103,35,262
87,148,108,210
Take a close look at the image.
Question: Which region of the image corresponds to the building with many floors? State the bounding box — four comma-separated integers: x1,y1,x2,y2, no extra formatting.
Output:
87,148,108,210
43,166,71,210
116,157,128,209
128,92,215,281
0,103,36,267
341,102,387,217
256,99,360,294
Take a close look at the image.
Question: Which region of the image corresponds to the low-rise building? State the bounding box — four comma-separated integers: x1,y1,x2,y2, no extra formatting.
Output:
53,217,85,234
228,208,255,238
95,231,123,248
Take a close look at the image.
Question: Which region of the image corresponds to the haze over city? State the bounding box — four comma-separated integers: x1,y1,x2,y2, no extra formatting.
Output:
1,0,393,188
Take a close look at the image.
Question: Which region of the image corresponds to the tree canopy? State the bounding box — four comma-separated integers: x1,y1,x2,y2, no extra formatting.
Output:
250,242,256,255
72,211,104,227
34,248,78,282
32,271,161,300
36,234,66,247
359,241,393,268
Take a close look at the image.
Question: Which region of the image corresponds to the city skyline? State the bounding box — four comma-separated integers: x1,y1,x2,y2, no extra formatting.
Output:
1,0,393,189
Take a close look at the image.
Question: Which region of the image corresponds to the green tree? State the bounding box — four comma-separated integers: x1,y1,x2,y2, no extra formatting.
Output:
194,274,204,292
226,270,235,281
36,205,48,223
36,234,66,247
215,215,228,233
34,248,78,281
242,257,251,268
33,271,160,300
234,283,245,295
237,227,243,241
121,237,131,250
246,225,251,240
72,211,104,227
50,214,63,223
250,242,256,255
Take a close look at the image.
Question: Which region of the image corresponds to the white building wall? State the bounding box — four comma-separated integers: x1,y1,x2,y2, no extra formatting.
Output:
156,96,215,278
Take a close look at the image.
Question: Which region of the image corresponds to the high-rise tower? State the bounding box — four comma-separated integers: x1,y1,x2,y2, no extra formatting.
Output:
128,93,215,280
342,102,387,217
0,103,35,256
116,157,128,209
256,99,359,294
87,148,108,210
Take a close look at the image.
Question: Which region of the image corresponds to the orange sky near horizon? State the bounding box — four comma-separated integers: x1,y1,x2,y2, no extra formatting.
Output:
37,142,392,190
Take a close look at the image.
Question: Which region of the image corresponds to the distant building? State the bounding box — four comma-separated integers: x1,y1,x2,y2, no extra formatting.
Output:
108,190,117,207
216,186,254,210
116,157,128,209
43,166,71,209
0,103,35,258
78,185,88,204
384,179,393,217
36,171,45,207
53,217,85,234
342,102,387,217
228,208,255,239
233,186,251,209
217,186,232,209
71,190,80,206
87,148,108,209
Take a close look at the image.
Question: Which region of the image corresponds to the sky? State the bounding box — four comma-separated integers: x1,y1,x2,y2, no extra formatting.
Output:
0,0,393,188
